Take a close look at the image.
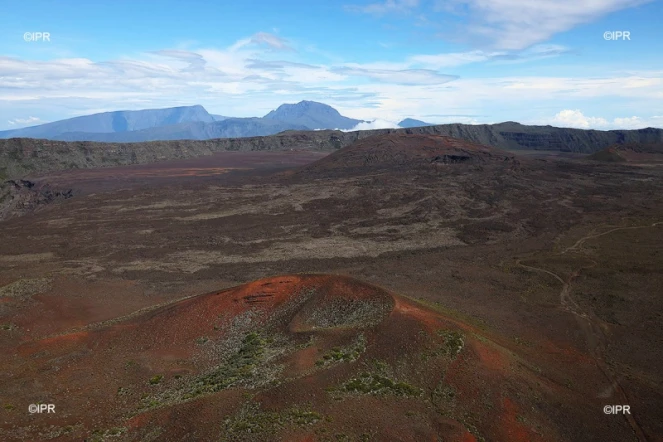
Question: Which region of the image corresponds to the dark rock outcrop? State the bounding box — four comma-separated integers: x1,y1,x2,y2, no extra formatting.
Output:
0,179,73,220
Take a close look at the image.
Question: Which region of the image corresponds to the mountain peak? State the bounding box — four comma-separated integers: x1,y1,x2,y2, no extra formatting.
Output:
265,101,339,117
263,101,362,130
398,118,435,128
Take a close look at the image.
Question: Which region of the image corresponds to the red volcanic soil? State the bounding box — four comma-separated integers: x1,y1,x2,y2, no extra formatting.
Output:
29,150,329,192
1,274,638,441
587,142,663,164
299,133,517,176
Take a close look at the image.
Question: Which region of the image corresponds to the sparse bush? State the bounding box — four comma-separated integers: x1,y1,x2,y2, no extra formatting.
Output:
437,330,465,358
316,334,366,367
149,375,163,385
338,373,422,397
222,402,324,439
188,332,269,397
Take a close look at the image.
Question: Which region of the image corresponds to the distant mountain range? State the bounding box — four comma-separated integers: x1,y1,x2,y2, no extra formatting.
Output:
1,105,216,140
0,101,376,142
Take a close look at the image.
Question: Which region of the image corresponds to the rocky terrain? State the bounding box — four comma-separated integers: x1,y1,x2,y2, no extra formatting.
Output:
2,123,661,181
0,179,73,220
1,133,663,441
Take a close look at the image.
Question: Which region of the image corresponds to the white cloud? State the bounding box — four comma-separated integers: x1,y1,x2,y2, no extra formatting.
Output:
7,116,43,126
355,0,654,50
333,66,458,85
550,109,608,128
348,1,653,49
548,110,663,129
345,0,419,15
456,0,655,49
1,30,662,131
409,50,500,68
343,119,402,131
230,32,294,51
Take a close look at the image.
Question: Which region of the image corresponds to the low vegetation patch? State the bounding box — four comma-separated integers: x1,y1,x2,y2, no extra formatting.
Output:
421,329,465,361
305,298,390,329
316,334,366,367
149,375,163,385
195,336,210,345
189,332,269,396
437,329,464,357
137,331,288,412
222,402,324,441
0,278,51,299
335,372,422,397
431,382,457,408
88,427,127,441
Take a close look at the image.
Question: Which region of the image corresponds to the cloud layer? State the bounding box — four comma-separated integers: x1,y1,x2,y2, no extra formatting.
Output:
549,109,663,129
1,29,662,131
349,0,654,50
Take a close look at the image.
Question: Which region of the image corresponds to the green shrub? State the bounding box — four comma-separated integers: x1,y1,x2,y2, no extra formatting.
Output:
149,375,163,385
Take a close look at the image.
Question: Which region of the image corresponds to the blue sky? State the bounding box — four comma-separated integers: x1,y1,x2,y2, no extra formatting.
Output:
1,0,662,130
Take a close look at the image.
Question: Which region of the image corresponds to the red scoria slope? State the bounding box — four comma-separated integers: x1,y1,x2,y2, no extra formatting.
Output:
587,141,663,164
1,274,637,441
299,133,518,176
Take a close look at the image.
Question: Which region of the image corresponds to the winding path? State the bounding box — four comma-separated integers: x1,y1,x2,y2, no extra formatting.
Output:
517,221,662,442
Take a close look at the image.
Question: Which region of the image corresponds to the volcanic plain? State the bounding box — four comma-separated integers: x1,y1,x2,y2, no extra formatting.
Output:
1,134,662,441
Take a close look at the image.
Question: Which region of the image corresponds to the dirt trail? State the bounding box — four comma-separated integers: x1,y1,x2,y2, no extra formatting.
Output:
518,221,663,442
561,221,663,255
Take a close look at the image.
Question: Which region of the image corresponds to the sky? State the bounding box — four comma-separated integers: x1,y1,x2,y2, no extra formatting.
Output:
1,0,662,131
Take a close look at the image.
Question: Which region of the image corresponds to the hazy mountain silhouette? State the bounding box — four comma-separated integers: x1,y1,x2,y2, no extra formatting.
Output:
0,105,215,140
0,101,364,141
398,118,435,128
263,100,364,130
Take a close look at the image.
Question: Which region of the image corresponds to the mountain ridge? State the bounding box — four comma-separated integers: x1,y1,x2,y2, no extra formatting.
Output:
1,122,662,180
0,105,216,139
0,101,366,142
